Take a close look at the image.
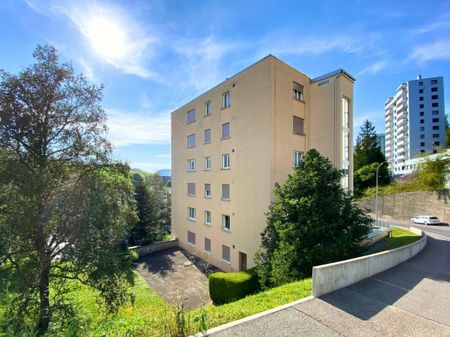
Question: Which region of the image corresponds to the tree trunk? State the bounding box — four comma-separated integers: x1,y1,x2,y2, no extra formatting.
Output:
37,266,50,335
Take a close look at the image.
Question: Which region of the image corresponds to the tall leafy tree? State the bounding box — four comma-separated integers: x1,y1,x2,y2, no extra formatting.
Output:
129,173,171,245
0,45,137,334
256,149,370,287
354,120,389,194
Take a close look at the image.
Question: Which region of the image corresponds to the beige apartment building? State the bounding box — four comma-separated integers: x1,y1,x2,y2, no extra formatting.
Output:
171,55,354,272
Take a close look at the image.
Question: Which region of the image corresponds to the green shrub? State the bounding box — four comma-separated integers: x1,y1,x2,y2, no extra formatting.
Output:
209,268,260,305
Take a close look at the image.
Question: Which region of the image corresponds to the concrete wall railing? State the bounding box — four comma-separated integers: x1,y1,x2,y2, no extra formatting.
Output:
130,238,178,257
312,227,426,297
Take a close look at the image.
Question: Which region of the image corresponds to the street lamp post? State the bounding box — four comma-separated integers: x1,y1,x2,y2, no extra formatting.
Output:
375,161,387,225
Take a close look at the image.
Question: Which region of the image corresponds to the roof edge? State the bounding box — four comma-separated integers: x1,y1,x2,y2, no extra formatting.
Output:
311,69,356,83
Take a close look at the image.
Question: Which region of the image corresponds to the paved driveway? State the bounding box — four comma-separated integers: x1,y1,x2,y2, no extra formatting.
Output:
136,247,220,310
210,232,450,336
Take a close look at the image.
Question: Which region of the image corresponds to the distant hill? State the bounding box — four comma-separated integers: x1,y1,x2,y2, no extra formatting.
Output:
157,169,171,177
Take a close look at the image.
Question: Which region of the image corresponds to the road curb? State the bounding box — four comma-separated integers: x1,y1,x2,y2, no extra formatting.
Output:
193,295,314,336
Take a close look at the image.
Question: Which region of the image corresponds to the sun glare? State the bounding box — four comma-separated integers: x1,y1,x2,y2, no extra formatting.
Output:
86,17,127,60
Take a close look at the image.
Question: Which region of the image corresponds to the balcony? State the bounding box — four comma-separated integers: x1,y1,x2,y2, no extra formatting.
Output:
397,117,407,127
397,125,407,135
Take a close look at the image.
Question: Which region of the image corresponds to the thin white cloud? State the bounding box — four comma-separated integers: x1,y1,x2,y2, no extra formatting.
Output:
412,19,450,35
155,154,171,159
408,40,450,64
106,109,170,147
356,60,388,77
173,36,238,91
354,110,385,130
25,0,156,79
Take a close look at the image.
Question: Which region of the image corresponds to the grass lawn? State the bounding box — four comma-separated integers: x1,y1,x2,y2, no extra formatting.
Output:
384,227,421,250
0,270,312,337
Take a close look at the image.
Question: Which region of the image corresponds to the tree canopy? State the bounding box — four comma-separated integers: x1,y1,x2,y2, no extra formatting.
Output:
256,149,371,288
0,45,137,334
354,120,389,195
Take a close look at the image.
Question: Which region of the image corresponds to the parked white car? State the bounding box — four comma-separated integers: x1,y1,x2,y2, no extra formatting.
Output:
410,215,440,225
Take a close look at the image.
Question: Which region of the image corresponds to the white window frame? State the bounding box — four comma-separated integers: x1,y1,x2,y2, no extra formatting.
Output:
204,184,211,198
204,101,212,117
187,159,196,172
293,151,303,168
222,214,231,232
204,156,212,171
204,210,212,226
222,153,230,169
187,207,196,221
222,91,230,108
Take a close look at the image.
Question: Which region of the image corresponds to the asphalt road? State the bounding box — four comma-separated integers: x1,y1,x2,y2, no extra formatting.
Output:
210,224,450,337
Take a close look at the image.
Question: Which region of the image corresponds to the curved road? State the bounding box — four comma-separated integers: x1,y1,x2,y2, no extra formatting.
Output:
211,221,450,337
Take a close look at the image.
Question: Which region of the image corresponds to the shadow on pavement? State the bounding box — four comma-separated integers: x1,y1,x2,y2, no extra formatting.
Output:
318,236,450,321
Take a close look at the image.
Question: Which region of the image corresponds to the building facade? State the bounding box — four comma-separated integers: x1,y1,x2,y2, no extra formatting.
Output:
385,75,445,174
376,133,385,155
171,55,354,271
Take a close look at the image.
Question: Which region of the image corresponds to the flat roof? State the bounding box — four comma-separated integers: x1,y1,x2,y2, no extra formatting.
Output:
311,69,356,83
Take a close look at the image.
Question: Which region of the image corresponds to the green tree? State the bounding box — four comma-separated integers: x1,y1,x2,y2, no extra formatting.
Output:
256,149,370,288
415,154,450,190
0,45,137,334
129,173,171,245
354,120,389,194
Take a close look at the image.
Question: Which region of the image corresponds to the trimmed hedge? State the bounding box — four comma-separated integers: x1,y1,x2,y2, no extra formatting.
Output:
209,268,260,305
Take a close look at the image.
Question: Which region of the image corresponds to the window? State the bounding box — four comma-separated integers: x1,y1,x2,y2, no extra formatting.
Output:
222,245,230,263
204,211,211,225
223,91,230,108
431,87,438,92
420,134,425,139
222,154,230,169
204,184,211,198
204,238,211,253
420,127,425,131
420,119,424,124
420,111,424,116
222,214,231,231
187,207,196,220
435,141,441,146
431,79,438,85
419,89,423,94
204,156,211,170
292,82,304,101
293,116,304,134
433,126,440,130
222,184,230,200
419,96,424,101
187,231,196,246
186,109,196,124
204,101,211,116
432,118,439,123
204,129,211,144
433,134,439,139
432,95,439,100
187,183,196,196
293,151,303,167
419,81,423,86
187,134,196,148
420,142,425,147
222,122,230,139
432,110,439,115
187,159,196,172
420,104,424,109
421,150,425,153
432,102,439,108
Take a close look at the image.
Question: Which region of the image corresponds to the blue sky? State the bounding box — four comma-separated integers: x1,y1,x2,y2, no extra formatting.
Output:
1,0,449,172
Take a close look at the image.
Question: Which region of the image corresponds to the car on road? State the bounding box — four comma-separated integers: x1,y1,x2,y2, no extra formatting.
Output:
410,215,441,225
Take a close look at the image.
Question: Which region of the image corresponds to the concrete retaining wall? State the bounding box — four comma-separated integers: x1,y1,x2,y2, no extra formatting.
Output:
131,239,178,257
358,191,450,223
312,227,426,297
